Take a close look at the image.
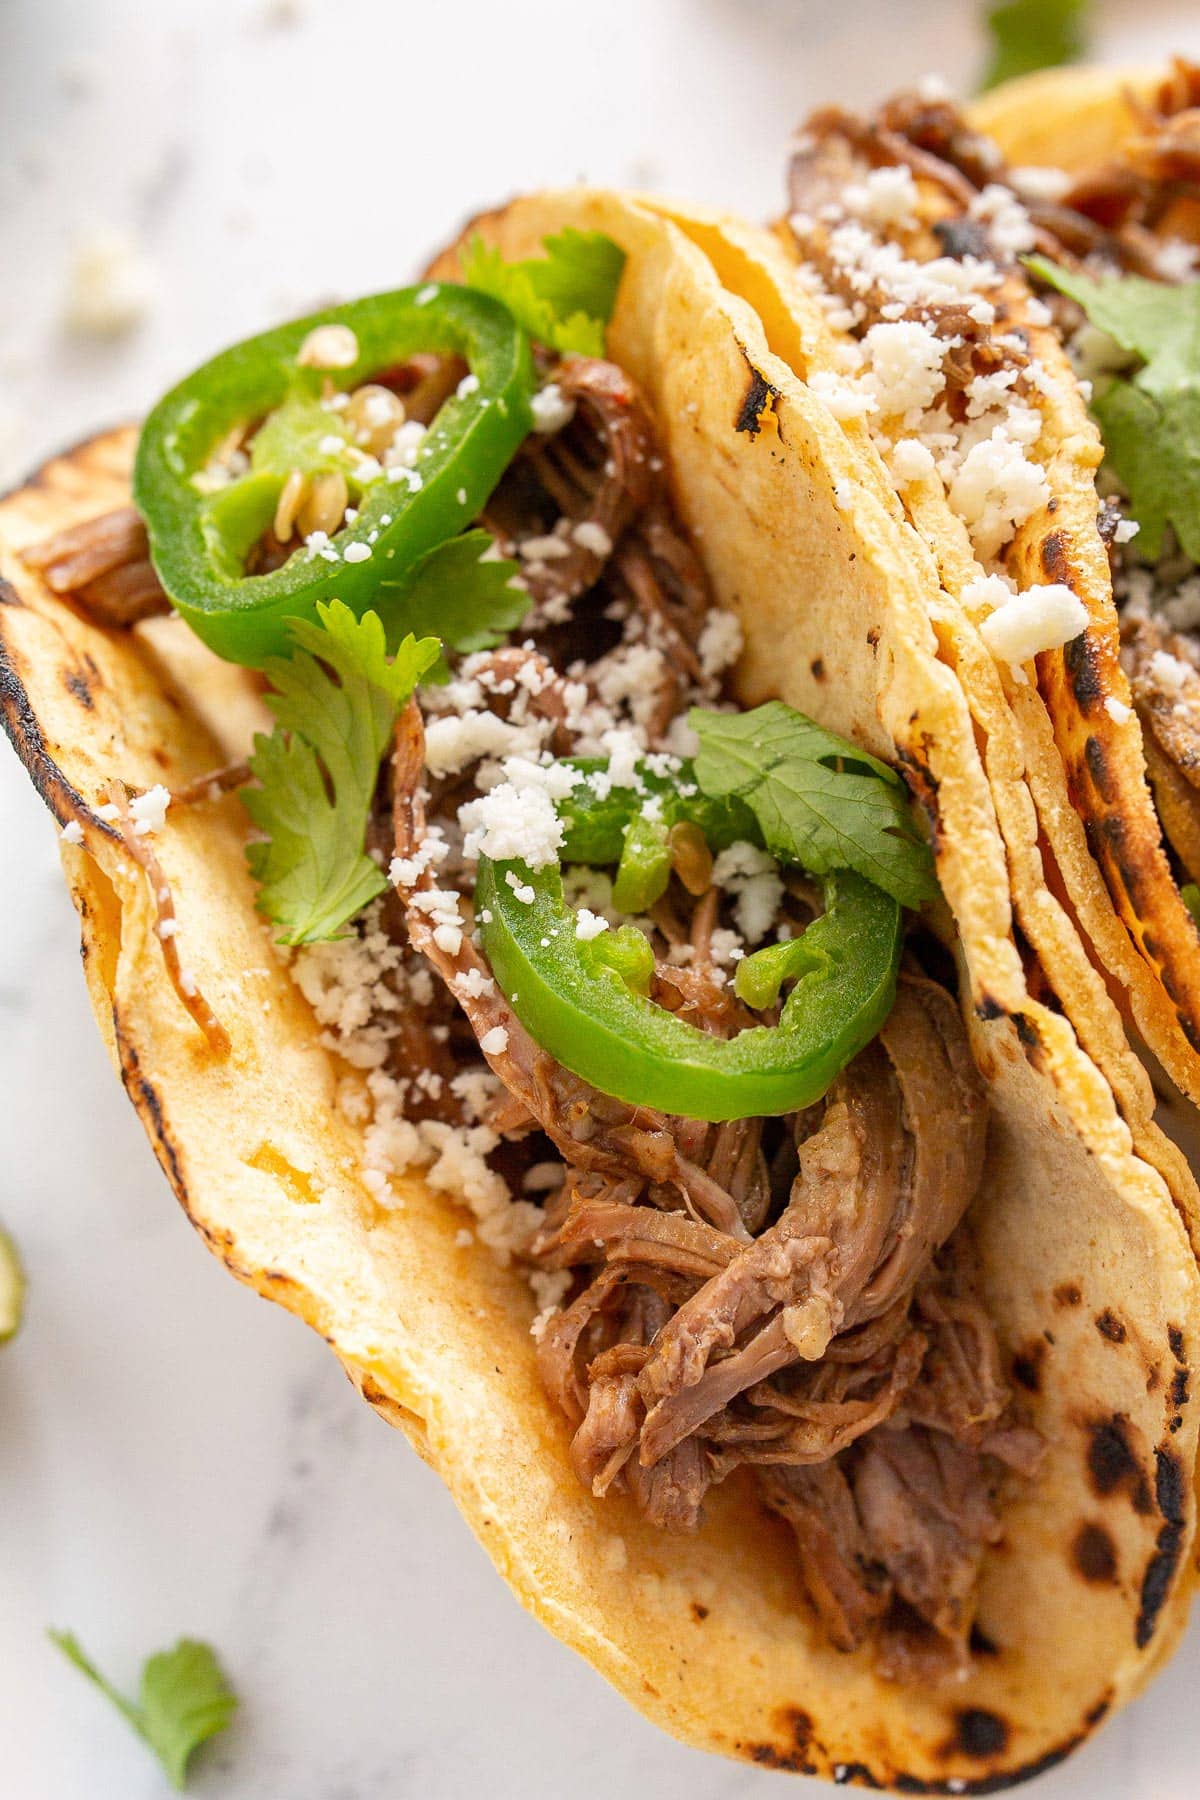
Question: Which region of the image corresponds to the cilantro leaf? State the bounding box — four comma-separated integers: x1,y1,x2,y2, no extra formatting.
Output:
1028,258,1200,561
381,529,528,674
690,702,937,909
49,1631,237,1792
460,228,626,357
243,601,439,944
980,0,1091,91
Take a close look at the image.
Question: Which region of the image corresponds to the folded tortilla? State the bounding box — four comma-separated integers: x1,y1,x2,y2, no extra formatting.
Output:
2,192,1198,1788
688,70,1200,1261
967,65,1200,1113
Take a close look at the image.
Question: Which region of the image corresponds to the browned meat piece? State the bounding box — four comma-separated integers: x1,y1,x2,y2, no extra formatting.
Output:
634,979,986,1462
533,1190,740,1281
571,1287,713,1529
608,504,713,735
760,1462,891,1651
786,122,1027,386
21,506,169,625
874,91,1004,193
710,1326,928,1466
452,646,578,755
853,979,987,1318
852,1427,999,1652
651,962,754,1037
474,358,716,742
382,352,467,424
906,1261,1010,1445
1124,615,1200,793
100,780,230,1055
794,78,1200,297
572,1362,644,1495
1061,69,1200,250
537,1263,632,1424
483,354,659,616
625,1432,710,1530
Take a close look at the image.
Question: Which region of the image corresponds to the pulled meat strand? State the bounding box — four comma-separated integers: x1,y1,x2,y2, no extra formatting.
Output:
22,506,169,625
800,104,980,210
708,1329,928,1466
852,1427,998,1648
533,1190,739,1282
170,758,253,806
478,359,712,747
101,781,230,1055
761,1462,891,1652
483,355,659,616
1124,615,1200,795
1057,63,1200,251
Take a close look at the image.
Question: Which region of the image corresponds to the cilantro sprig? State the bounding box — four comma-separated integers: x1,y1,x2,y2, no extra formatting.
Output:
49,1631,237,1791
979,0,1091,91
690,702,937,910
244,602,439,945
383,528,529,674
460,227,626,357
1029,257,1200,562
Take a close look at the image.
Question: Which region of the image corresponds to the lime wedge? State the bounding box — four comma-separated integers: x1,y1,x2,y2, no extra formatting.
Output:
0,1226,25,1342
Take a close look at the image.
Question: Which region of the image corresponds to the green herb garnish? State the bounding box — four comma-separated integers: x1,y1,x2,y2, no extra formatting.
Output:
49,1632,237,1791
980,0,1091,91
1029,258,1200,561
244,601,439,944
460,228,626,357
382,529,528,675
689,701,937,910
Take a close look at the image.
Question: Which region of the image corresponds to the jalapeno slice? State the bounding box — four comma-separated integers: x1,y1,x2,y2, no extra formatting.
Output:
132,283,535,666
475,858,901,1122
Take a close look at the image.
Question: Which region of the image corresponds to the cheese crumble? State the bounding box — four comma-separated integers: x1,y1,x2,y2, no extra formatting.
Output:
530,382,575,434
979,584,1087,665
575,908,609,941
129,784,171,835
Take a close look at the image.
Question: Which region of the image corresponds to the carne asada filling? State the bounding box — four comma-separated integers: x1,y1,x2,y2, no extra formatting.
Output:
28,326,1037,1672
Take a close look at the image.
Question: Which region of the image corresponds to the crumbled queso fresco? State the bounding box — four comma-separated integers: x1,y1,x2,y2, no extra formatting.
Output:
791,161,1088,663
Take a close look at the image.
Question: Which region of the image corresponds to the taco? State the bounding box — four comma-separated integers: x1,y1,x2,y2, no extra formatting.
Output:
969,62,1200,1095
2,191,1198,1789
687,62,1200,1218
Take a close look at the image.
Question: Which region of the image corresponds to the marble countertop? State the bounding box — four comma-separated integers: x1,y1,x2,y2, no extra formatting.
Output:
3,2,1200,1795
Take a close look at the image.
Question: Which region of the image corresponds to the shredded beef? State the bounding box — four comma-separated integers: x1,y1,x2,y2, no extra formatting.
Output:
482,353,659,620
882,63,1200,273
1125,615,1200,795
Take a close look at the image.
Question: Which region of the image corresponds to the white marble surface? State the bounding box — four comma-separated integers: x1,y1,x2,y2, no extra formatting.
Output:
4,1,1200,1795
